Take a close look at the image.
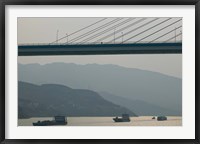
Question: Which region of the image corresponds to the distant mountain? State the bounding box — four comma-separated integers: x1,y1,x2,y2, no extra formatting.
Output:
99,92,180,116
18,81,136,118
18,63,182,115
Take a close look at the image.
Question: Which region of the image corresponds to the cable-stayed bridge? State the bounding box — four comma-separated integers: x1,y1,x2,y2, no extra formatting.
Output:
18,17,182,56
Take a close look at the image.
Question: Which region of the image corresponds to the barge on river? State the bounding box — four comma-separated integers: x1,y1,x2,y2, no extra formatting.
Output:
33,116,67,126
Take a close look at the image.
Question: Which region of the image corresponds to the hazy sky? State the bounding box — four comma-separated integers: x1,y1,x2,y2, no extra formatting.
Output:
18,17,182,78
18,17,182,44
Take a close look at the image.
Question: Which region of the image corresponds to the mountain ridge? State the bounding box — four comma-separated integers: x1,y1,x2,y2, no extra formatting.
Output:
18,62,182,116
19,81,137,118
99,91,180,116
19,62,181,80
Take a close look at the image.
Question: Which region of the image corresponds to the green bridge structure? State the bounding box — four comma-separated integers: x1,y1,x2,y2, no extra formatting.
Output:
18,42,182,56
18,18,182,56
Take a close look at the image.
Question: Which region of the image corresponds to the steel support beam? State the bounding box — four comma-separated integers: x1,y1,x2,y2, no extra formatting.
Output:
18,43,182,56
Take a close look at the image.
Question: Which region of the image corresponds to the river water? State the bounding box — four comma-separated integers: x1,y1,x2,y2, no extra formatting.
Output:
18,116,182,126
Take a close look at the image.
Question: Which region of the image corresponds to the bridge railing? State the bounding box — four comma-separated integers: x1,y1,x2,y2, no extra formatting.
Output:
18,40,182,46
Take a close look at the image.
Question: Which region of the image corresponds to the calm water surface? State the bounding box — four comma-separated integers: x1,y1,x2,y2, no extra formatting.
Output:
18,116,182,126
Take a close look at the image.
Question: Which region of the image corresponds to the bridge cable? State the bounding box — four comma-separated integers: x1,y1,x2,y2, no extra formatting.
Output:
66,18,123,44
164,33,182,43
135,19,182,43
50,18,107,44
149,25,182,43
79,18,135,44
108,18,159,43
65,18,123,44
94,18,147,43
123,18,172,43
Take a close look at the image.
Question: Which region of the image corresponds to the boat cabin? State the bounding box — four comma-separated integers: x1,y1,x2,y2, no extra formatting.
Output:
54,116,66,122
113,114,131,122
157,116,167,121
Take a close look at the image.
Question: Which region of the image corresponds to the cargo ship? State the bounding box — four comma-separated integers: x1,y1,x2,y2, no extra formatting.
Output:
33,116,67,126
157,116,167,121
113,114,131,122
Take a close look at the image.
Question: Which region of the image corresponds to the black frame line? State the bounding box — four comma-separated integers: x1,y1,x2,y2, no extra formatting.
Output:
0,0,200,144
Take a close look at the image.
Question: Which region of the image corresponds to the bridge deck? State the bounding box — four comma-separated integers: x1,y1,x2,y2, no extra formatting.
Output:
18,43,182,56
